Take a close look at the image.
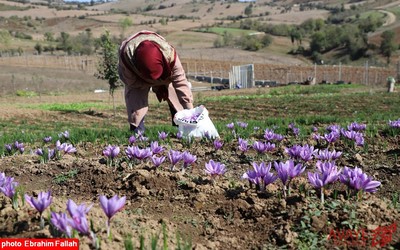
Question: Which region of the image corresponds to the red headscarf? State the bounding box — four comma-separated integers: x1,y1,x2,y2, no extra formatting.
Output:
134,40,170,80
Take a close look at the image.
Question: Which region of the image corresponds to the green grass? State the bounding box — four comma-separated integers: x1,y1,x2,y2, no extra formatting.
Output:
22,102,116,112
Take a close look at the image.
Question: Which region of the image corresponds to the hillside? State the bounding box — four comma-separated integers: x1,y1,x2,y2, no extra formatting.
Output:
0,0,399,65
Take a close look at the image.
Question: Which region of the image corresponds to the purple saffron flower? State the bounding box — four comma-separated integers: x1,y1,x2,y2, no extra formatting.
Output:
176,131,183,139
308,161,341,189
103,145,120,159
326,124,341,133
51,212,72,237
253,141,275,154
238,138,249,152
314,148,342,161
62,143,77,154
263,129,276,141
274,160,305,198
0,172,6,187
289,123,300,136
205,160,226,177
237,121,248,129
342,130,365,146
182,151,197,169
285,145,302,160
339,167,381,193
66,199,92,235
150,141,164,155
128,135,136,145
213,139,223,150
5,144,12,153
347,122,366,132
35,148,44,156
158,131,168,141
324,131,340,144
273,133,284,142
226,122,235,130
242,162,277,191
312,126,319,133
58,130,70,139
0,176,18,199
43,136,52,143
168,150,183,171
99,194,126,220
388,119,400,128
151,155,166,168
14,141,24,154
99,194,126,237
25,191,53,215
299,144,317,162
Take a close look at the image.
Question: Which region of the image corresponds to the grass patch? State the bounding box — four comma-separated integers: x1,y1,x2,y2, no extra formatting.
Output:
22,102,115,112
192,27,258,36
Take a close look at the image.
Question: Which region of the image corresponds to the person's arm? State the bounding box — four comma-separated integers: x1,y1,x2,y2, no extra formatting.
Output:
170,55,193,109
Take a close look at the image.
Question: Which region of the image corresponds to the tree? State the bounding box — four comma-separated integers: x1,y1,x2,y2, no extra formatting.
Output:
118,17,132,38
380,30,397,64
244,4,253,17
34,43,43,55
95,30,123,116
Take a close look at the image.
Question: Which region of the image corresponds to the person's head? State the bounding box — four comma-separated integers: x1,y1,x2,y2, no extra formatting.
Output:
134,41,170,80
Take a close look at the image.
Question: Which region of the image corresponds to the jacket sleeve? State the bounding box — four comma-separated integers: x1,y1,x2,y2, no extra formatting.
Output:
170,55,194,110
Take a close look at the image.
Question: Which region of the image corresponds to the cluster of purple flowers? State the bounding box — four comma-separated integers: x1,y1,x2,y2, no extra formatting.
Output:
4,141,24,155
263,129,284,142
388,118,400,128
0,172,18,200
35,140,77,163
312,122,365,146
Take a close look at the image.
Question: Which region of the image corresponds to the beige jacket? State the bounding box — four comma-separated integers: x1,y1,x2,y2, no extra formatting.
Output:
118,31,193,127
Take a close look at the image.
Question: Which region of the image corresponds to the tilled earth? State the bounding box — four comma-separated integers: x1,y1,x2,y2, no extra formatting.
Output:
0,89,400,249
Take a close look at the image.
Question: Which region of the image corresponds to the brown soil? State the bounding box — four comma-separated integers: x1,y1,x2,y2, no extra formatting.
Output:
0,91,399,249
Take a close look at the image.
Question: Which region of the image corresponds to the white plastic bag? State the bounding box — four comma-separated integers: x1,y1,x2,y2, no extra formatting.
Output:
173,105,219,139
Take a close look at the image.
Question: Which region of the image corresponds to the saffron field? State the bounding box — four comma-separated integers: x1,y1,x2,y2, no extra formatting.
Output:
0,84,399,249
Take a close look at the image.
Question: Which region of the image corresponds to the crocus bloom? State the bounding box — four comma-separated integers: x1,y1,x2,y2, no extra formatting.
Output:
25,191,53,215
0,172,6,187
324,131,340,144
35,148,44,156
66,199,92,235
339,167,381,193
242,162,277,191
263,129,276,141
158,131,168,141
238,138,249,152
308,161,341,189
314,148,342,161
14,141,24,153
103,145,120,159
205,160,226,177
252,141,268,154
5,144,12,153
100,195,126,220
213,139,223,150
237,121,248,129
308,161,341,204
126,146,152,161
151,155,166,168
128,135,136,145
168,150,183,171
62,143,77,154
176,131,183,139
25,191,53,229
0,176,18,199
150,141,164,155
347,122,366,131
182,151,197,169
50,212,72,238
226,122,235,130
58,130,69,139
274,160,305,198
388,119,400,128
43,136,52,143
